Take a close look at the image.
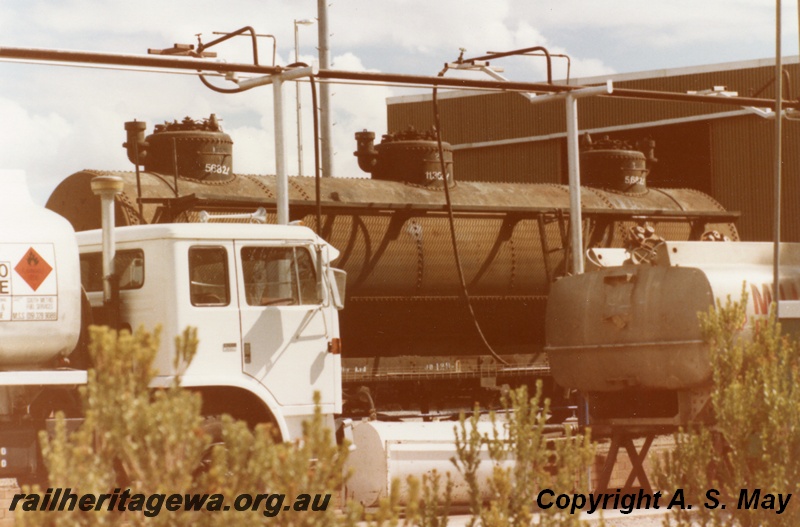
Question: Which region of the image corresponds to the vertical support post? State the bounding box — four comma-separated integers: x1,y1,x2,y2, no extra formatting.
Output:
561,81,612,275
236,65,317,227
773,0,783,315
294,19,315,176
295,24,304,177
273,76,290,225
317,0,334,178
526,82,611,276
565,92,584,275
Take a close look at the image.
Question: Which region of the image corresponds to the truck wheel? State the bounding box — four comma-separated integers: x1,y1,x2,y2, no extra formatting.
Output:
194,416,227,477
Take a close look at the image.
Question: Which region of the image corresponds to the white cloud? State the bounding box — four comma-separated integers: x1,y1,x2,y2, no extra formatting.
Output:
324,52,395,178
0,0,791,204
228,124,275,175
0,97,73,202
518,0,789,57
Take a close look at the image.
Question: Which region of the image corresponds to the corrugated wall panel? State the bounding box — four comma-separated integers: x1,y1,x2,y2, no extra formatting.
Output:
575,63,800,131
388,63,800,145
711,116,800,242
711,116,774,241
387,92,567,144
609,63,800,100
783,122,800,242
387,91,724,143
455,140,561,183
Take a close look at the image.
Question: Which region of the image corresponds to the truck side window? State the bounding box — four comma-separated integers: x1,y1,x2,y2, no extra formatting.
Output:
189,247,230,306
80,250,145,292
241,247,321,306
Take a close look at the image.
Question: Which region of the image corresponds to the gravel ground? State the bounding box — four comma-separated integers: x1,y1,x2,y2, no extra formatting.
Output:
417,508,676,526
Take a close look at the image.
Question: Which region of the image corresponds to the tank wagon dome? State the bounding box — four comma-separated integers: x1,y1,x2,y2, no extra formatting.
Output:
354,127,454,188
126,114,233,182
579,134,655,195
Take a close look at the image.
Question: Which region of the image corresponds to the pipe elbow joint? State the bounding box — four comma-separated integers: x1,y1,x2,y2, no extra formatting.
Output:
354,130,378,174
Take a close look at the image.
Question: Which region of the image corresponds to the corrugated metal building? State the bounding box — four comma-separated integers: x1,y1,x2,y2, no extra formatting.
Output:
386,57,800,242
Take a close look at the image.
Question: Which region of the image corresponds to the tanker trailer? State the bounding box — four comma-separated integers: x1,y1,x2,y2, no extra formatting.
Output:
545,240,800,430
46,116,739,418
0,169,87,476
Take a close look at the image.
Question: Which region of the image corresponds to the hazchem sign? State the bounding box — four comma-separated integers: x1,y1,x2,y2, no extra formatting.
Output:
0,244,58,322
15,247,53,291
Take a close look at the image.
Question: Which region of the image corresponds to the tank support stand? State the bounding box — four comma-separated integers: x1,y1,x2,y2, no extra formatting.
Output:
595,432,655,492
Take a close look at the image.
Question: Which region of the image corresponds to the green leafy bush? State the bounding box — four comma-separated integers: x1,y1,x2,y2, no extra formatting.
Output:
17,325,599,527
451,382,596,527
658,292,800,526
18,326,358,527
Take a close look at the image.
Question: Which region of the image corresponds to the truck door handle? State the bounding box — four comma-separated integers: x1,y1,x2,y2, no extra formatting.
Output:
244,342,251,364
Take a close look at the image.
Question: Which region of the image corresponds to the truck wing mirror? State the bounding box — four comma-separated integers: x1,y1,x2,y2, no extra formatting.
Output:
328,268,347,310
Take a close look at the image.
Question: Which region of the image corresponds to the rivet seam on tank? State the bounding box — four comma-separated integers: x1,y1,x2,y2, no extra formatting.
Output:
406,220,424,290
509,238,516,291
116,192,141,225
242,174,275,198
289,179,312,201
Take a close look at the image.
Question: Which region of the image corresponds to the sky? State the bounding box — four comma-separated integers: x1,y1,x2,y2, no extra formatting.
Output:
0,0,797,204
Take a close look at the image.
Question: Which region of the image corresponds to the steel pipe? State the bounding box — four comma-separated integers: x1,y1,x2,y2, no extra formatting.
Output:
1,46,797,109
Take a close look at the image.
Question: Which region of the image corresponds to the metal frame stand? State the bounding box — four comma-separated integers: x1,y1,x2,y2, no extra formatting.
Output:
595,432,655,492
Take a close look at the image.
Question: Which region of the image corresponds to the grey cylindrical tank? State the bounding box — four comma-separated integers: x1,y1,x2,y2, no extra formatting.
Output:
545,265,715,391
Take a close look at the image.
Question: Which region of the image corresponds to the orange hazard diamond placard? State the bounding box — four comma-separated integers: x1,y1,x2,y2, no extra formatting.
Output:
15,247,53,292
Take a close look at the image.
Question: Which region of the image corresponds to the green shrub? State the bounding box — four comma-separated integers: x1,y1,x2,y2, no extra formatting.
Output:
451,382,596,527
18,326,359,527
17,325,600,527
658,292,800,526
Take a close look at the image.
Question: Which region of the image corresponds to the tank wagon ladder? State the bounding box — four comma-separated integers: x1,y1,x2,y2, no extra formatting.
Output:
537,210,569,285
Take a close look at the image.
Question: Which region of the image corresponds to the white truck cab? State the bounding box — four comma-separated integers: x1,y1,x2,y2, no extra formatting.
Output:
76,223,345,441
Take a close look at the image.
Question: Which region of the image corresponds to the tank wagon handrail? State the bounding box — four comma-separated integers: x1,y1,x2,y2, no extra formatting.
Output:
546,338,706,352
137,192,740,222
289,203,740,222
0,46,797,110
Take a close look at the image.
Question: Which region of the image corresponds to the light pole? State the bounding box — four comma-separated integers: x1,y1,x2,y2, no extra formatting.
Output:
294,18,314,177
317,0,333,178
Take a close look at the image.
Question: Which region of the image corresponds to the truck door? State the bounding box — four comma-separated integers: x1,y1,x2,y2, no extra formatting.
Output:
234,242,336,407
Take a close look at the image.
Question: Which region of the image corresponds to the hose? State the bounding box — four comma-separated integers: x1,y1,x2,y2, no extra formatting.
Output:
286,61,323,235
433,64,509,366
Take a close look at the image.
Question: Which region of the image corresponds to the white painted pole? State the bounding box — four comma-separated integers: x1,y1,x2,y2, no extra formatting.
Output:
549,81,612,275
273,76,289,225
295,23,304,178
773,0,783,315
237,65,317,225
294,19,314,177
317,0,334,178
565,92,584,275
